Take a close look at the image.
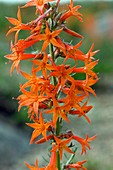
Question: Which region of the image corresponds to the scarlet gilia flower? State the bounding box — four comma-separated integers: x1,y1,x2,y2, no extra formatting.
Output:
85,43,99,61
46,96,69,125
5,39,37,75
74,77,98,97
6,6,30,43
51,136,74,160
72,59,99,80
72,134,96,155
63,26,83,39
20,67,45,90
53,131,96,155
25,159,45,170
61,83,86,114
32,52,54,79
60,0,83,22
63,41,85,62
17,85,49,118
22,0,55,14
50,64,75,86
35,134,54,144
45,143,58,170
69,101,92,123
64,160,87,170
31,23,64,51
26,112,52,144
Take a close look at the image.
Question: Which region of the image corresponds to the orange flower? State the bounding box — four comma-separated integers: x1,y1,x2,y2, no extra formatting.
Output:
64,41,84,62
6,6,30,42
50,64,75,86
32,23,64,51
46,96,69,125
25,159,45,170
32,52,54,79
72,59,99,79
22,0,55,14
12,38,38,53
20,68,60,103
51,136,74,160
63,26,83,39
85,43,99,61
64,43,99,63
17,85,48,118
84,60,99,79
60,0,83,22
45,143,58,170
5,40,37,75
69,101,92,123
20,68,45,90
74,76,98,96
27,112,52,144
35,134,54,144
72,134,96,154
64,160,87,170
61,83,86,113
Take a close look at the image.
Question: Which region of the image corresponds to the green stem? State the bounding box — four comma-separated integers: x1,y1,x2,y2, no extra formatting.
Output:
56,117,61,170
49,43,61,170
56,150,61,170
56,117,60,136
49,43,54,60
49,43,57,86
65,147,78,166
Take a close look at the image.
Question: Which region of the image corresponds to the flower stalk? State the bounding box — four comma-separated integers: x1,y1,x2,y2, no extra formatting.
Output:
5,0,99,169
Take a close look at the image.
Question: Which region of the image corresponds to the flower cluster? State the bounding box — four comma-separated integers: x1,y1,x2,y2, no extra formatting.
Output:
5,0,99,169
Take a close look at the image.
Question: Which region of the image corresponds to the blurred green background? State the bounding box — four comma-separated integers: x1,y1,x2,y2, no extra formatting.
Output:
0,1,113,170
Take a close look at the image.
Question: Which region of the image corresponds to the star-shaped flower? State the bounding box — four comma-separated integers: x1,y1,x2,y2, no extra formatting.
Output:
27,112,52,144
6,6,30,42
51,136,73,160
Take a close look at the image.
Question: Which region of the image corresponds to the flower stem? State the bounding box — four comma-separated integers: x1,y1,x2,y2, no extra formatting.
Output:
56,150,61,170
49,42,61,170
49,43,57,86
65,147,77,166
56,117,61,170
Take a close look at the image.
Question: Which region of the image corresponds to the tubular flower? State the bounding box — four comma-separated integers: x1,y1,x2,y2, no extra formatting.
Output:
72,134,96,155
69,101,93,123
60,0,83,22
50,64,75,86
22,0,55,14
45,143,58,170
25,159,45,170
46,96,69,125
74,77,98,96
61,83,86,113
51,136,74,160
26,112,52,144
64,160,87,170
63,27,83,39
32,52,54,79
20,68,45,90
35,134,54,144
72,59,99,80
64,40,84,62
85,43,99,61
17,85,48,118
32,23,64,51
6,6,30,42
4,39,38,75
